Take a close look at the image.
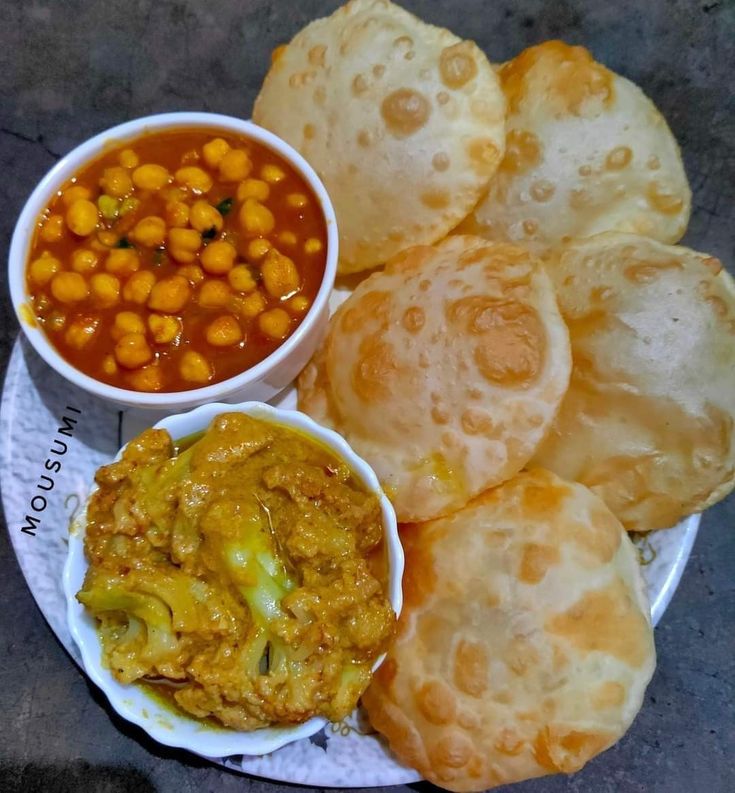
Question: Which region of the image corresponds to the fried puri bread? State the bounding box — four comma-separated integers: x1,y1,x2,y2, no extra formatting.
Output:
252,0,506,274
363,469,655,792
298,235,571,522
532,232,735,531
457,41,691,251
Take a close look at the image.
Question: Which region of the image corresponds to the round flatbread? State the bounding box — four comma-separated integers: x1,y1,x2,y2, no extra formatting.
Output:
532,232,735,531
363,468,656,792
298,235,571,522
252,0,506,274
457,40,691,250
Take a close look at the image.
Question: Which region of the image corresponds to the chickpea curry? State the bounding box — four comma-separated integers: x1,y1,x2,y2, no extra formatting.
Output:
77,412,395,730
26,130,328,392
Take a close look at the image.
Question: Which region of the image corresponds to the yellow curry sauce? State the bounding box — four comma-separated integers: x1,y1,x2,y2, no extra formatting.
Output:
26,130,327,392
77,413,394,730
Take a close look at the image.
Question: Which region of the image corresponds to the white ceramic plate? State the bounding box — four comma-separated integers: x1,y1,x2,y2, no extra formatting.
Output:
0,288,700,785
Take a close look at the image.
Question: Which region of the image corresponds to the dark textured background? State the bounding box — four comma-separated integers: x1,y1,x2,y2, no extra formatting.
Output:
1,1,733,791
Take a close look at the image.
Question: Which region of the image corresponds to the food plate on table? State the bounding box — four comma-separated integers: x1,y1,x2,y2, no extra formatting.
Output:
3,0,732,790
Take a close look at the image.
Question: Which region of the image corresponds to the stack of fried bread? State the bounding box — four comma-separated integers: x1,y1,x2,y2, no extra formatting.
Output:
252,1,735,789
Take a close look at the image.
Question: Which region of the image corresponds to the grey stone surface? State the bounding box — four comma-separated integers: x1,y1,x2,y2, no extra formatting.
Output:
0,0,733,791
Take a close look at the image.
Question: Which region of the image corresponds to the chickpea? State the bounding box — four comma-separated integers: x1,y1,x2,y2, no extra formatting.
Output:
286,192,308,209
66,199,99,236
29,253,61,286
148,275,191,313
168,228,202,263
111,311,146,340
65,316,100,349
246,238,271,261
51,271,88,303
175,166,213,194
102,354,118,376
261,164,285,184
62,185,92,207
219,149,252,182
239,199,275,235
46,311,66,332
304,237,323,255
238,290,266,318
118,148,139,169
202,137,230,169
205,315,242,346
262,249,300,298
90,273,121,307
190,200,223,234
100,166,133,198
105,248,140,276
228,264,256,293
200,240,236,275
278,230,297,247
165,200,190,228
179,350,213,384
40,214,64,243
122,270,156,304
132,216,167,247
237,178,270,202
198,279,232,308
178,264,205,285
127,363,164,391
148,313,182,344
97,230,120,247
119,196,140,217
162,186,186,203
259,308,291,339
132,164,171,191
97,195,120,221
288,295,310,313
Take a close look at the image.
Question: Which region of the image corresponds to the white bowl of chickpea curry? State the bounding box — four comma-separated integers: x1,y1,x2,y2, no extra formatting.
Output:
63,401,403,756
9,113,338,409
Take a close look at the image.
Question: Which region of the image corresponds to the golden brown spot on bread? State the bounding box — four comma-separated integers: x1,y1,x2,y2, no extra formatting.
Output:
270,44,286,65
303,123,315,140
308,44,326,66
357,129,373,148
340,290,391,333
453,639,488,696
461,408,494,435
416,680,456,724
605,146,633,170
448,297,545,388
519,542,561,584
702,256,723,275
530,180,555,202
420,190,450,209
706,295,728,318
372,63,386,78
495,729,525,756
381,89,431,137
534,726,614,773
592,681,626,709
578,164,593,176
501,129,542,174
439,43,479,88
433,731,474,769
623,259,684,284
647,181,685,214
400,523,438,609
501,40,614,115
519,475,569,516
352,73,369,95
352,333,398,403
523,219,539,235
431,406,449,425
467,138,500,172
436,90,450,105
402,306,425,333
432,152,450,171
547,578,650,666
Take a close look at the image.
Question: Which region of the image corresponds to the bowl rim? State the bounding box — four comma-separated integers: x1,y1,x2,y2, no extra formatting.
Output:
9,112,339,409
62,401,404,757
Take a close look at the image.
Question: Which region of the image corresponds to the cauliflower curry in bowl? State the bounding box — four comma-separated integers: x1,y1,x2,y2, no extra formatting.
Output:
76,411,396,731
